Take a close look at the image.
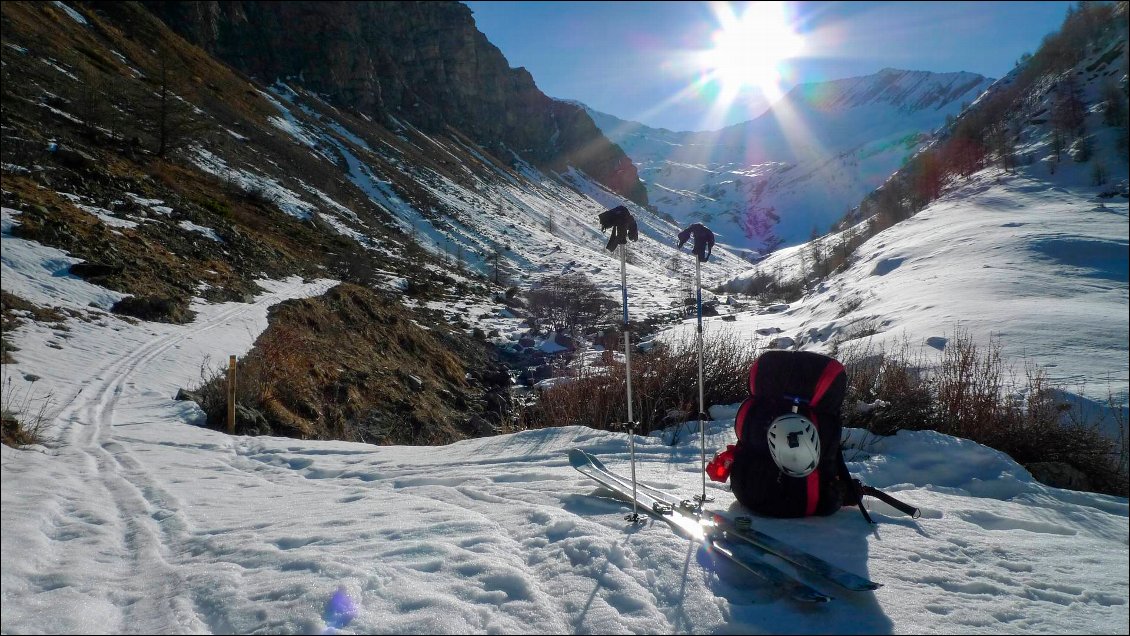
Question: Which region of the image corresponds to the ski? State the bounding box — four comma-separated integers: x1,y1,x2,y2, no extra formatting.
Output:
569,448,832,603
576,448,704,512
572,448,880,592
710,513,881,592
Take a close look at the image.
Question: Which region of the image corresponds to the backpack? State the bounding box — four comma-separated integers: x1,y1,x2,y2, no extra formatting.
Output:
707,350,857,518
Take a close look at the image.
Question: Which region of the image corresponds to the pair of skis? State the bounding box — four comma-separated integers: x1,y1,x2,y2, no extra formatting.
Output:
569,448,880,603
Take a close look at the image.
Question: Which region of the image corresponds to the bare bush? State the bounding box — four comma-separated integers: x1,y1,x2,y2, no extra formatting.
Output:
841,336,934,435
840,330,1127,496
527,327,758,434
188,325,320,438
717,269,805,304
525,272,618,336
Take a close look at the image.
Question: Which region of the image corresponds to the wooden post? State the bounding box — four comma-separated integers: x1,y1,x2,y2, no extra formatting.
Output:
227,355,237,434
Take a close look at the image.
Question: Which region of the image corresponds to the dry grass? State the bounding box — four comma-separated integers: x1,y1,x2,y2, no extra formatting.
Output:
186,283,488,445
1,369,54,448
526,327,759,434
840,330,1128,496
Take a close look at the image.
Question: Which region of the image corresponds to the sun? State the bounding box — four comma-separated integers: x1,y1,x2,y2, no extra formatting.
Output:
700,2,803,101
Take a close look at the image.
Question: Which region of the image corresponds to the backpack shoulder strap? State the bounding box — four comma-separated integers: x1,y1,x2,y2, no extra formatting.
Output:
733,396,754,443
809,358,845,409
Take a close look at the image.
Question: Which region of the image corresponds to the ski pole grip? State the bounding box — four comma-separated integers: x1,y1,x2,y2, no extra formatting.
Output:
863,485,921,519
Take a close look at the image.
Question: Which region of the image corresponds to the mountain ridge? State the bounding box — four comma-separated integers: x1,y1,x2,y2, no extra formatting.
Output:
582,68,994,253
143,0,650,207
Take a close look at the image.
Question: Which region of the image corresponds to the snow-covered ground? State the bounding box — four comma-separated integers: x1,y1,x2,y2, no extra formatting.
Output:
2,206,1128,634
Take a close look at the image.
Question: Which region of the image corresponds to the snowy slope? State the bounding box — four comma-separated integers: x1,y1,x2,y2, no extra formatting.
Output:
2,203,1128,634
249,83,751,325
585,69,994,254
692,168,1129,422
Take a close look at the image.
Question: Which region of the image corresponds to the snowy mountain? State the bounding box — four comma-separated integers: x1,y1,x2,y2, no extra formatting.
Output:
584,69,994,255
708,4,1129,421
2,2,1128,634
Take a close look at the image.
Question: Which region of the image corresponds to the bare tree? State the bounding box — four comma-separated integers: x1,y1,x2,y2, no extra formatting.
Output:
489,244,506,285
526,272,617,337
146,51,209,158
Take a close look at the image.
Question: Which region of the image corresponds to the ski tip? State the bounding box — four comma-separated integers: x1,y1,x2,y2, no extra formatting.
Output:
569,447,613,472
567,448,588,468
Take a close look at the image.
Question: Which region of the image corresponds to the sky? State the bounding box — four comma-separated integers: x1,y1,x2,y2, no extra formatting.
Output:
464,1,1078,132
1,194,1128,632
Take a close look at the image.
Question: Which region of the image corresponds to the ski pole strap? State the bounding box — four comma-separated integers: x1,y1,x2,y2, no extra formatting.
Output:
861,484,921,519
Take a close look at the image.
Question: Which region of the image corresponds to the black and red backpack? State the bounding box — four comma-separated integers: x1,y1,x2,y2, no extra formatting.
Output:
708,350,855,518
707,350,921,521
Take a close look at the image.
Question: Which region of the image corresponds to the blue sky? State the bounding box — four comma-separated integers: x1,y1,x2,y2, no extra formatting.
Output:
464,1,1076,132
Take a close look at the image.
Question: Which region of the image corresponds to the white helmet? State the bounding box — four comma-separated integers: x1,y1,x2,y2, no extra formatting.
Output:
767,413,821,478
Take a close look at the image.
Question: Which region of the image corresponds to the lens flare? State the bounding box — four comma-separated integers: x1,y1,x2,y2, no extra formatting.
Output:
701,1,803,101
322,586,358,634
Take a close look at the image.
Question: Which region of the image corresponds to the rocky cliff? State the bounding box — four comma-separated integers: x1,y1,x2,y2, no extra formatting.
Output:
143,0,648,205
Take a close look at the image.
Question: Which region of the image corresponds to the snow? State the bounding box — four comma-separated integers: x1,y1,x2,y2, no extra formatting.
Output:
708,182,1128,416
190,147,316,221
51,1,86,26
2,208,124,311
2,194,1128,634
41,58,79,81
76,204,139,229
178,220,223,243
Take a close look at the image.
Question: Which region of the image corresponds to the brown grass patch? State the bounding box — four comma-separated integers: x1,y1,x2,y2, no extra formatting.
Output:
188,283,490,445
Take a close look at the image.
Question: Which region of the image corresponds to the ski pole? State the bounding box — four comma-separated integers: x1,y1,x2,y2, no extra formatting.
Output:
694,253,711,509
620,241,640,523
861,483,922,519
598,205,642,524
678,223,716,512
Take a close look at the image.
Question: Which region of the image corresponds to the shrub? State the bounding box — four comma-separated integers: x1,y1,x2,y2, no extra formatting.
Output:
1,371,54,447
840,330,1128,496
525,327,758,434
111,295,196,324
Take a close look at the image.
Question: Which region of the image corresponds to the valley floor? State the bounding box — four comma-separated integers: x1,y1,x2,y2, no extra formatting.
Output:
1,227,1127,633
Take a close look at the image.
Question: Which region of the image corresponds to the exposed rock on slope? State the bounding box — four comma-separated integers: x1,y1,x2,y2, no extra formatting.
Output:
144,0,648,205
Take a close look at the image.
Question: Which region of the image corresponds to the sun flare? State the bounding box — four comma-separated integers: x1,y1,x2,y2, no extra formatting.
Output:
701,2,803,101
